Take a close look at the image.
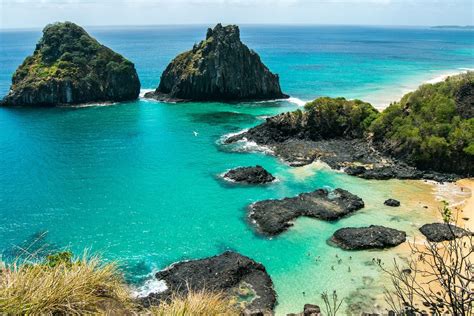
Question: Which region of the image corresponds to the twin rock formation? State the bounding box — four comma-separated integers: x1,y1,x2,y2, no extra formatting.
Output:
2,22,140,106
2,22,286,106
144,23,287,102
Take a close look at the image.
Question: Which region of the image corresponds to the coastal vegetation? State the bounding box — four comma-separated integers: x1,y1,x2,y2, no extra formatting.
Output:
228,72,474,177
2,22,140,106
303,97,379,139
371,72,474,174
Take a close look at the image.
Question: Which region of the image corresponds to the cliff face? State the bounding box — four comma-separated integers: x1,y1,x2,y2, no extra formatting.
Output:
227,73,473,177
145,23,288,102
2,22,140,107
231,97,379,145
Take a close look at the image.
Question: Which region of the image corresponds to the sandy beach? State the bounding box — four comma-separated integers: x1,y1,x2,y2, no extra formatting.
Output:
367,68,474,109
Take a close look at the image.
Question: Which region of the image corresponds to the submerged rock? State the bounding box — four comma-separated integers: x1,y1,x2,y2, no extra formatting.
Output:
384,199,400,207
331,225,406,250
249,188,364,236
223,165,275,184
419,223,473,242
142,251,276,313
145,23,288,102
1,22,140,107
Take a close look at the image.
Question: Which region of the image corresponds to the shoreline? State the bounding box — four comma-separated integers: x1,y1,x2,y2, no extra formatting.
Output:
364,67,474,109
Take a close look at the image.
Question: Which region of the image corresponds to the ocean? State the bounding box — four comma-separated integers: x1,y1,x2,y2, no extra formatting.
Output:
0,25,473,314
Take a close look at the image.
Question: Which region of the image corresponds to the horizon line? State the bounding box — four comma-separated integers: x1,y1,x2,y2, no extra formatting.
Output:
1,22,474,32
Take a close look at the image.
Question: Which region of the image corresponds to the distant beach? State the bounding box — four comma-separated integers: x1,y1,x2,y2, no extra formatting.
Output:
364,68,474,109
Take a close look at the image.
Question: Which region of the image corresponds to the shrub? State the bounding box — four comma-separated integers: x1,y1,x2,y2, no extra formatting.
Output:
370,72,474,174
304,96,379,139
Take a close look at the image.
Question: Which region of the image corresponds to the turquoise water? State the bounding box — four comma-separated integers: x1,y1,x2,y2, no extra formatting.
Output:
0,25,473,314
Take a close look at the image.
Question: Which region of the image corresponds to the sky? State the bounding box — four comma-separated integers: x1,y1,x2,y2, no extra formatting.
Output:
1,0,473,29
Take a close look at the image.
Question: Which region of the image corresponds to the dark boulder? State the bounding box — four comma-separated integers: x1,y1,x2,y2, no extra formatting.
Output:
2,22,140,107
223,165,275,184
142,251,276,313
384,199,400,207
331,225,406,250
304,304,321,316
249,188,364,236
419,223,473,242
145,23,288,102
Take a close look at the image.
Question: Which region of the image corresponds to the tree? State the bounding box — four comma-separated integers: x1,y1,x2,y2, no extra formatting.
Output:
379,203,473,315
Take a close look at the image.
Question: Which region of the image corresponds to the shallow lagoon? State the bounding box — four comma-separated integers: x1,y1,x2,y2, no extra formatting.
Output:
0,25,473,314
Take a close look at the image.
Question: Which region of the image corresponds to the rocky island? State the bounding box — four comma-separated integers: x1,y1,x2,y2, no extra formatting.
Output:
331,225,406,250
144,24,288,102
1,22,140,107
223,165,276,184
142,251,276,314
249,188,365,236
226,73,474,180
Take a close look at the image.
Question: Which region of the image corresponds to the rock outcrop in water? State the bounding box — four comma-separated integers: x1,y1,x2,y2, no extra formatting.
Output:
384,199,400,207
248,188,365,236
226,72,474,180
331,225,406,250
419,223,473,242
223,165,275,184
144,23,288,102
1,22,140,107
142,251,276,314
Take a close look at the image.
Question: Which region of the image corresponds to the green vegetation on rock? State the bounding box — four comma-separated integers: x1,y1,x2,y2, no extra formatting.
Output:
370,72,474,174
242,72,473,176
146,23,288,102
304,97,379,139
2,22,140,106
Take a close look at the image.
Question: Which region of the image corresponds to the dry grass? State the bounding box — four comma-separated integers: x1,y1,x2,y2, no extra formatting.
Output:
0,252,133,314
148,289,239,316
0,251,240,315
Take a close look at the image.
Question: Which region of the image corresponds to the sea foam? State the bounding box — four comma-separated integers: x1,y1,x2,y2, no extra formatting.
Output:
133,277,168,298
287,97,308,107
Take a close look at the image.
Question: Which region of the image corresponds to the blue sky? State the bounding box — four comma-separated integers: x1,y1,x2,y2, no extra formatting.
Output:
1,0,473,29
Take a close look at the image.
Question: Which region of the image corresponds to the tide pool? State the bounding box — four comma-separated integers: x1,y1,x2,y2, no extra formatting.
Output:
0,25,473,314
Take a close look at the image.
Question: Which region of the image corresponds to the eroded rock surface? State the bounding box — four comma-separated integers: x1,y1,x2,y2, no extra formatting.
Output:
224,165,275,184
2,22,140,107
142,251,276,313
145,24,287,102
249,188,364,236
331,225,406,250
419,223,473,242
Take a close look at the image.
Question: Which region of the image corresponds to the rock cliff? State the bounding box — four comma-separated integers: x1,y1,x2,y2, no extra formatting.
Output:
226,73,474,179
142,251,276,314
1,22,140,107
145,23,288,102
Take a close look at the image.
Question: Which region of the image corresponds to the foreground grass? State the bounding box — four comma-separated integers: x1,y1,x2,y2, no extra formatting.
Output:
149,290,239,316
0,251,238,315
0,252,132,314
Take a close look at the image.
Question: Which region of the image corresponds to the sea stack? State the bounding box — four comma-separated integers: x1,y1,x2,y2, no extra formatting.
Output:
145,23,288,102
1,22,140,107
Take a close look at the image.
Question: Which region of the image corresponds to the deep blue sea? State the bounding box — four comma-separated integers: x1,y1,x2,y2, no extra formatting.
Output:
0,25,473,314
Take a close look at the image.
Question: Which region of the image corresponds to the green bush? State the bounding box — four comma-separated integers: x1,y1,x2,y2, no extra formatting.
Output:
304,97,379,139
370,72,474,173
